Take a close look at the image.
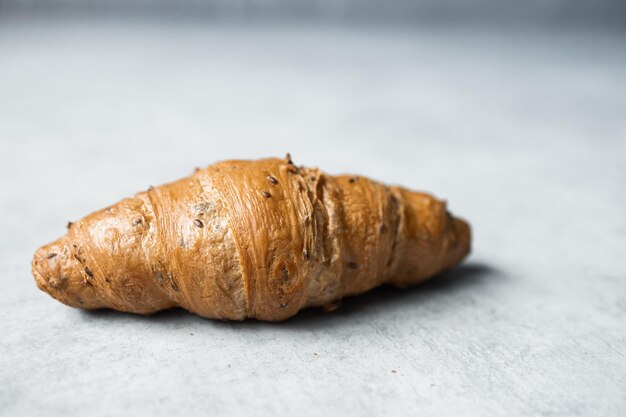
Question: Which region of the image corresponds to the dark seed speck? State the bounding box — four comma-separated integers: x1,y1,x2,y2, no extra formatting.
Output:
84,267,94,278
261,191,272,198
46,253,57,259
347,262,358,269
267,175,278,185
194,219,204,228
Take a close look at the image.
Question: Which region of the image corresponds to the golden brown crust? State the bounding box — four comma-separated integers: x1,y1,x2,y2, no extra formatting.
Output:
32,156,471,321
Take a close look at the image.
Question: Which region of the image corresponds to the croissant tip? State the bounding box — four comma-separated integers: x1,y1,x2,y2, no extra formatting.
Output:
451,216,472,265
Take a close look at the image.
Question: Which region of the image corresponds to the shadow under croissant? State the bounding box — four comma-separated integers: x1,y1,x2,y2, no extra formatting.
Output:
278,262,498,329
80,262,497,326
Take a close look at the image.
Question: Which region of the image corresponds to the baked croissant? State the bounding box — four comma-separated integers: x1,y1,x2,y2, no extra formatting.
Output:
32,155,471,321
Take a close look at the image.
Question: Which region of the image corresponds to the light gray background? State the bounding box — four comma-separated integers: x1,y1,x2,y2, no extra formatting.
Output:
1,8,625,417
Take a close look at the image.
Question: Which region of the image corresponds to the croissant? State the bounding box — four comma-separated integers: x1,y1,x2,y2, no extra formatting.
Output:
32,155,471,321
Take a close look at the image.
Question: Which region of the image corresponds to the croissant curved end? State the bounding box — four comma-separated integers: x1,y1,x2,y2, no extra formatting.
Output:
32,238,104,310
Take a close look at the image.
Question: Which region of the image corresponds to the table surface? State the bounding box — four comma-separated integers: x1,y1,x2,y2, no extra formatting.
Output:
1,17,625,417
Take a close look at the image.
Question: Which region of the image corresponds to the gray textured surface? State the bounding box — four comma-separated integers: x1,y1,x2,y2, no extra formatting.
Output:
2,0,625,27
1,17,625,417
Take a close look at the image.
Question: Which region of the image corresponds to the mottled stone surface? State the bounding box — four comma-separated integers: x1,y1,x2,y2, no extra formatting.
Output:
1,17,625,417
